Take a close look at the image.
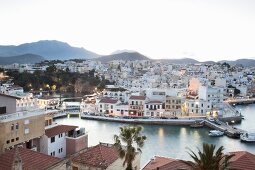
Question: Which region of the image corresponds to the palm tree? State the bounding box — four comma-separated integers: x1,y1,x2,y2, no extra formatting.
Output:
113,126,147,170
184,143,234,170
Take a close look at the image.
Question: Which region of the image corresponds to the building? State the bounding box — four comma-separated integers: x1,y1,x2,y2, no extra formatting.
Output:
129,95,146,117
165,96,183,117
0,94,45,153
97,98,119,115
40,124,88,158
37,96,59,109
71,143,141,170
144,101,164,117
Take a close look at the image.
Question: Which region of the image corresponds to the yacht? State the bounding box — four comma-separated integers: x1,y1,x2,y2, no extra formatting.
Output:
240,132,255,142
209,130,224,137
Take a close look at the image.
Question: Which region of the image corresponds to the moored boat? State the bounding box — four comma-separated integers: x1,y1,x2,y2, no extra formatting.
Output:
240,132,255,142
209,130,224,137
190,121,204,128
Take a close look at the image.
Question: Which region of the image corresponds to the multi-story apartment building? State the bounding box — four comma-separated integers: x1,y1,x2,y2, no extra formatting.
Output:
128,95,146,117
165,96,183,116
97,98,119,115
144,101,164,117
0,94,45,153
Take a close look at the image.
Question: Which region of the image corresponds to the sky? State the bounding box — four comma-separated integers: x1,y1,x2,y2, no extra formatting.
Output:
0,0,255,61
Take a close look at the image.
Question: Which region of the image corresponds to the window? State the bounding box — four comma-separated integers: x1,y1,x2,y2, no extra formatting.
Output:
136,101,138,105
11,139,14,142
100,105,102,108
0,107,6,114
146,105,148,108
25,128,29,134
6,140,10,144
16,137,19,141
111,105,113,109
16,123,19,129
51,137,55,143
24,119,30,125
132,101,134,105
11,124,14,131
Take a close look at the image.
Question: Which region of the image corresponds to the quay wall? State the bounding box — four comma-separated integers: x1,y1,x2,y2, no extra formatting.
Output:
80,115,198,126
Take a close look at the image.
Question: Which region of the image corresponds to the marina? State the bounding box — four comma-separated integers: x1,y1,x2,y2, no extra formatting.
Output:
55,104,255,166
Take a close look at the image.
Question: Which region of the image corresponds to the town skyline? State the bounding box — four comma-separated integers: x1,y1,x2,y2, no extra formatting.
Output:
1,0,255,61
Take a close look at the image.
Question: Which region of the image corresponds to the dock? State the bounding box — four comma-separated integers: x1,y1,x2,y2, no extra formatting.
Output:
227,98,255,105
205,120,246,138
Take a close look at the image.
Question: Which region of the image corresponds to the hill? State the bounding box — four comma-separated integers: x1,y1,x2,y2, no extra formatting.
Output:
155,58,199,64
0,54,44,65
95,52,150,62
0,40,99,60
219,59,255,67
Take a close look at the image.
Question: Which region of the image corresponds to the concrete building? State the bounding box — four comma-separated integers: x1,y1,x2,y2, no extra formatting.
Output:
129,95,146,117
40,124,88,158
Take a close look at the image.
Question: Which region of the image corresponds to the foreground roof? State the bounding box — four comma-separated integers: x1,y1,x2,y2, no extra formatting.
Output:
229,151,255,170
45,125,78,138
143,156,188,170
72,143,119,169
0,148,61,170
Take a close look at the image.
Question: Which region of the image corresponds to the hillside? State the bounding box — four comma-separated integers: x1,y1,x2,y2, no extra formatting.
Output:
0,40,99,60
95,52,150,62
156,58,199,64
0,54,44,65
219,59,255,67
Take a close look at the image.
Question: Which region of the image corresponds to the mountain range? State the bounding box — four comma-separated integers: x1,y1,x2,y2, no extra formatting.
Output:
0,40,255,66
0,40,99,60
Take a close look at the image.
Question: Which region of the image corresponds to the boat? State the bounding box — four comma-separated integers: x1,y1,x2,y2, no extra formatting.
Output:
190,121,204,128
208,130,224,137
240,132,255,142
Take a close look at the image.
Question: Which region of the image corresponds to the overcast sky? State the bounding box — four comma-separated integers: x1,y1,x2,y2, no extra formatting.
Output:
0,0,255,61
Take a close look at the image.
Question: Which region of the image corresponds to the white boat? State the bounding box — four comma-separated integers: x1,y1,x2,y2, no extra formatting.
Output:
240,132,255,142
209,130,224,137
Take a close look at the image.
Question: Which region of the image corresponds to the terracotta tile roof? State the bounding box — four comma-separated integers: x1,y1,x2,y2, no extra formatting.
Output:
45,125,78,138
72,143,119,169
143,156,175,170
129,95,146,100
99,98,118,104
0,148,61,170
229,151,255,170
143,156,189,170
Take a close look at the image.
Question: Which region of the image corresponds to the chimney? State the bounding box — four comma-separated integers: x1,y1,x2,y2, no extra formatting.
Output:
12,148,23,170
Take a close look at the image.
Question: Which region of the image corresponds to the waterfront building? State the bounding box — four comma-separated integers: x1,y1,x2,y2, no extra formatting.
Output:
37,96,59,109
129,95,146,117
102,86,130,103
96,97,119,115
71,143,141,170
144,100,164,117
165,96,183,117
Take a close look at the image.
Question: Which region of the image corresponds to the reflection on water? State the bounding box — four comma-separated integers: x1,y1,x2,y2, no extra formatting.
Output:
55,104,255,166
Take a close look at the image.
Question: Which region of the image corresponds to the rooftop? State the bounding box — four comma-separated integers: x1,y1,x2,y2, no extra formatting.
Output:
0,147,61,170
0,109,45,123
45,124,78,138
99,98,118,104
130,95,146,100
72,143,119,169
229,151,255,170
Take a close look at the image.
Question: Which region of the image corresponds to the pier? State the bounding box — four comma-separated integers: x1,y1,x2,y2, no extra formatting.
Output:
227,98,255,105
205,120,246,138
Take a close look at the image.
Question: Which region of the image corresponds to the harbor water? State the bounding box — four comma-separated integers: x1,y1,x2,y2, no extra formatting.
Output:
55,104,255,166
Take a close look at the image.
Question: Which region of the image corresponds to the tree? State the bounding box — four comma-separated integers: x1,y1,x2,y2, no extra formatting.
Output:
113,126,146,170
184,143,234,170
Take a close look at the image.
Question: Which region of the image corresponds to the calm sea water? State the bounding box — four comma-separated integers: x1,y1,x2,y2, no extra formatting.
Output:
55,104,255,166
